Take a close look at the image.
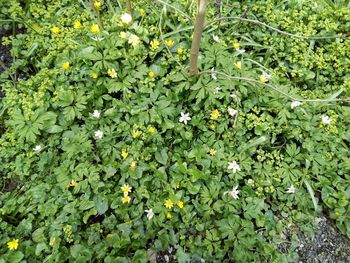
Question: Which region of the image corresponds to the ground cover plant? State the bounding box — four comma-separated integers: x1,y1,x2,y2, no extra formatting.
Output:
1,0,350,262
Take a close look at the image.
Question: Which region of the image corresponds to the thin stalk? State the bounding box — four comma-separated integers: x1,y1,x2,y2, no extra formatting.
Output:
189,0,207,76
125,0,132,13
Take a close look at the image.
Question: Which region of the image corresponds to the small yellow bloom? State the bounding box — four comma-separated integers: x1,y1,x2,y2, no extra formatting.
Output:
165,40,174,47
148,127,156,134
319,123,324,128
209,149,216,156
210,109,220,120
148,71,155,78
51,26,60,35
132,130,141,138
150,39,159,50
91,72,98,79
119,31,127,39
128,34,140,46
62,62,70,70
121,151,129,159
130,161,137,169
74,21,82,29
90,24,100,34
177,201,184,209
94,1,102,9
164,199,174,209
7,239,19,250
259,74,269,83
121,183,132,194
210,124,216,129
139,9,145,15
70,180,78,187
107,68,117,78
177,47,184,55
234,61,242,70
106,233,113,238
49,238,56,246
122,195,131,204
166,212,172,219
233,42,240,49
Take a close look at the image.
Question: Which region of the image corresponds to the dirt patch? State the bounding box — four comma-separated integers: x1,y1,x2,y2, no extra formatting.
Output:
0,27,13,75
298,216,350,263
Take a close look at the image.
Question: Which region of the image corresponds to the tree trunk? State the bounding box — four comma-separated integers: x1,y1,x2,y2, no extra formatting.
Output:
189,0,207,76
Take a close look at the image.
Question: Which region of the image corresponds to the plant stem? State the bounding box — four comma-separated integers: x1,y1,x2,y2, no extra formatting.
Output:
126,0,132,13
189,0,207,76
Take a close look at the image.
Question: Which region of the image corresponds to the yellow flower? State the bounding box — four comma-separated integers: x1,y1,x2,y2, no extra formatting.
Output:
119,31,127,39
121,183,132,194
94,1,102,9
259,74,268,83
69,180,78,187
107,68,117,78
106,233,113,238
132,130,141,138
91,72,98,79
128,34,140,46
130,161,137,169
165,40,174,47
7,239,19,250
234,61,242,70
177,47,184,55
121,151,129,159
62,62,70,70
90,24,100,34
233,42,240,49
148,127,156,134
166,212,172,219
209,148,216,156
51,26,60,35
74,21,82,29
210,124,216,129
164,199,173,209
49,238,56,246
177,201,184,209
122,195,131,204
210,109,220,120
150,39,159,50
148,71,155,78
139,9,145,15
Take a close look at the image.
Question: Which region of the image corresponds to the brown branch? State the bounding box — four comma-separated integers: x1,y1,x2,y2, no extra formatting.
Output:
189,0,207,76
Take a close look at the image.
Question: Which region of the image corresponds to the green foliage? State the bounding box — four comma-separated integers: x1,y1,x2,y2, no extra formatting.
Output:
0,0,350,262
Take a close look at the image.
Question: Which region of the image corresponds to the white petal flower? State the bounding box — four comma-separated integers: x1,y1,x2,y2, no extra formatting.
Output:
224,185,240,200
262,72,271,80
291,101,302,109
287,185,296,194
33,145,42,152
230,93,237,99
321,115,331,125
213,35,220,42
94,130,103,139
213,86,221,94
211,68,217,80
228,107,238,117
228,161,241,173
145,209,154,220
179,112,191,125
247,179,254,185
236,48,246,55
121,13,132,24
92,110,101,119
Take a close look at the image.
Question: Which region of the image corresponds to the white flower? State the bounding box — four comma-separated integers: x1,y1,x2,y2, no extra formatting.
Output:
92,110,101,119
247,179,254,185
224,185,240,200
121,13,132,24
230,93,237,99
211,68,217,80
145,209,154,220
228,107,238,117
214,86,221,94
179,112,191,125
33,145,42,152
228,161,241,173
91,36,105,42
213,35,220,42
94,130,103,139
287,185,296,194
262,72,271,80
321,115,331,125
291,101,302,109
236,48,246,55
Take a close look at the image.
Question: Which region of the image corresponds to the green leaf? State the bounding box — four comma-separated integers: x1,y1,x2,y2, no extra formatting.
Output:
132,250,148,263
35,242,49,256
155,149,168,165
95,196,108,214
8,251,24,263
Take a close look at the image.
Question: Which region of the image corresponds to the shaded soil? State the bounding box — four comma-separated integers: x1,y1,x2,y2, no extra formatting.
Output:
0,27,12,98
298,216,350,263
